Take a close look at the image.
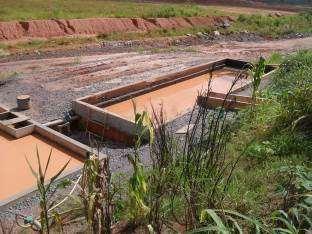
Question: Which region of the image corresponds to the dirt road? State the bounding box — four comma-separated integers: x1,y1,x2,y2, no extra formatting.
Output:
0,36,311,123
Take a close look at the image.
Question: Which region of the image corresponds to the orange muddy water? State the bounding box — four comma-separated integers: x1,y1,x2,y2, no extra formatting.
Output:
0,131,83,201
105,68,248,122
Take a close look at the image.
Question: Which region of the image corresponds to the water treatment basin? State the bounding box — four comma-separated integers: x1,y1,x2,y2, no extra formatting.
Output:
105,68,247,122
73,59,276,142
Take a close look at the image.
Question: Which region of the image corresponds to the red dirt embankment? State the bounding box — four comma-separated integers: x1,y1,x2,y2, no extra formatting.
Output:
0,16,232,40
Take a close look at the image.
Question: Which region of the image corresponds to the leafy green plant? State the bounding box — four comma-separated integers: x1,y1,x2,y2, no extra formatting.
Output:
271,165,312,233
25,147,70,233
127,154,150,221
192,209,267,234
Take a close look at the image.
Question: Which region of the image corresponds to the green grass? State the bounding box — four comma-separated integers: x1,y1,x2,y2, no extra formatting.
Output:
0,37,97,54
229,11,312,38
225,50,312,219
0,0,224,21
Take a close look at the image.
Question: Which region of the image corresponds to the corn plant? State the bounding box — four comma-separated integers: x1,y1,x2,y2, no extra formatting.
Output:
126,110,153,223
25,147,70,234
79,151,113,233
127,154,150,221
250,57,266,102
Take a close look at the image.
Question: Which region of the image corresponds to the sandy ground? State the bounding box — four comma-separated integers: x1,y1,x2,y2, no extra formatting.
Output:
0,37,311,123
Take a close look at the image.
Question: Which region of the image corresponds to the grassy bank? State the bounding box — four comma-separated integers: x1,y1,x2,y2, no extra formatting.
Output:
225,51,312,219
0,0,224,21
229,11,312,38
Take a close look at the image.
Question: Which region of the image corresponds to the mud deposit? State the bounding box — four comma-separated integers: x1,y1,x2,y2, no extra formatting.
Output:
0,131,82,202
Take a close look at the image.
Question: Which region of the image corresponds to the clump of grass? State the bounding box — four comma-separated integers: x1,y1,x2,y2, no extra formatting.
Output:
0,44,10,57
267,52,284,64
143,5,203,18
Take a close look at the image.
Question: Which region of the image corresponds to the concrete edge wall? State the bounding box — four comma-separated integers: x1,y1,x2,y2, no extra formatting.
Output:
231,67,277,94
76,59,227,105
73,100,136,136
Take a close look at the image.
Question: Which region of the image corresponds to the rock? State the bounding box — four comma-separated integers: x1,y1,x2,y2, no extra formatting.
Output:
213,30,221,36
222,19,231,28
196,32,204,37
175,124,194,134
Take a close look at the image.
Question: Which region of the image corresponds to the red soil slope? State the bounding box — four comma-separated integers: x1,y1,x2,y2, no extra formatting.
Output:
0,16,233,41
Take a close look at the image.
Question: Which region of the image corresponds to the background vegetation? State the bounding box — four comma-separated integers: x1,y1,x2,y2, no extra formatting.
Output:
0,0,225,21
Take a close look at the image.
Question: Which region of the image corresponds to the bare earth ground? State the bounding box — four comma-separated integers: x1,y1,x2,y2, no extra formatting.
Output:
0,37,312,123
